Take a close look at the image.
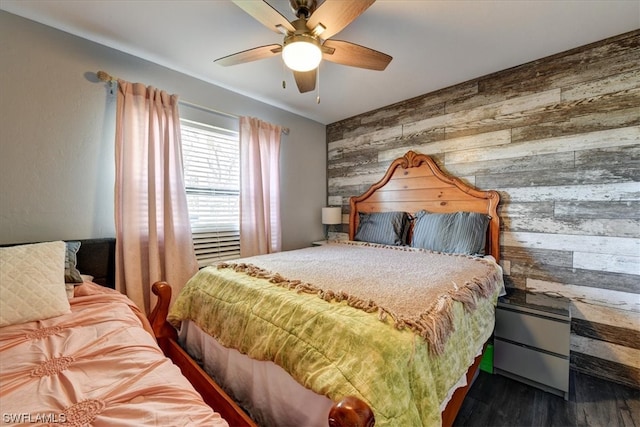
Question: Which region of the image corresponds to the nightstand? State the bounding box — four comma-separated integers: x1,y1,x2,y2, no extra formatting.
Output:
493,288,571,400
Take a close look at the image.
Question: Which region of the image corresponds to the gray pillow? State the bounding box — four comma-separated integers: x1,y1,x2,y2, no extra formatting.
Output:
64,241,84,283
354,211,411,246
411,211,489,255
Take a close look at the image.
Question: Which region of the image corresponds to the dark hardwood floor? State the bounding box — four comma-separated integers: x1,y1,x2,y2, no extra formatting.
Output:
454,370,640,426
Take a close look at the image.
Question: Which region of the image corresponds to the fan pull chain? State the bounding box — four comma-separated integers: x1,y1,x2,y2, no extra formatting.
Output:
282,59,286,89
316,65,321,104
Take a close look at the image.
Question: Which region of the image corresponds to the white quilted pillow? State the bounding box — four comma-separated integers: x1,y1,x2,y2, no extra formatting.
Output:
0,241,70,327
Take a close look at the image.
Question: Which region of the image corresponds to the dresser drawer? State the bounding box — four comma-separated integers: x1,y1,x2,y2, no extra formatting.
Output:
494,339,569,393
495,308,570,356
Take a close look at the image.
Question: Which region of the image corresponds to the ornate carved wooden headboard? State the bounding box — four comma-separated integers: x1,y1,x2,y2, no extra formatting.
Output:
349,151,500,261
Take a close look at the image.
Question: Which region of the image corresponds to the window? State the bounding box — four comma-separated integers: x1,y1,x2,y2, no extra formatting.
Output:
181,118,240,266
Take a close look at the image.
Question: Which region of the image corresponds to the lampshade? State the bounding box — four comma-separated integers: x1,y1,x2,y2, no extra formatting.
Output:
282,35,322,72
322,207,342,225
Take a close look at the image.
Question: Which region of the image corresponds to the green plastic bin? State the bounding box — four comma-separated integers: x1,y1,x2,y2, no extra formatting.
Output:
480,343,493,374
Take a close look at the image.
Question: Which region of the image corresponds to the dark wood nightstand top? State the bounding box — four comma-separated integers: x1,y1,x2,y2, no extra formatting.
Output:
498,288,570,319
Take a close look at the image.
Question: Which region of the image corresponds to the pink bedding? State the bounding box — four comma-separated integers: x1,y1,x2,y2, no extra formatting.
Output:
0,282,228,426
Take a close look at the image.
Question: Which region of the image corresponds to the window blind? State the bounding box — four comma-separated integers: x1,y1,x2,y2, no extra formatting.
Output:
181,119,240,266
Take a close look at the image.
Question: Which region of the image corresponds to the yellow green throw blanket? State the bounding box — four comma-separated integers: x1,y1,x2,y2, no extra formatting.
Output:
169,242,503,426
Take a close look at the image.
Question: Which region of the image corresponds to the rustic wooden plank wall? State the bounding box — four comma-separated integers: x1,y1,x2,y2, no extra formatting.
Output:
326,30,640,388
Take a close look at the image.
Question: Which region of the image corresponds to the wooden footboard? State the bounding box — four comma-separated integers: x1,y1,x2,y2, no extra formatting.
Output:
148,281,376,427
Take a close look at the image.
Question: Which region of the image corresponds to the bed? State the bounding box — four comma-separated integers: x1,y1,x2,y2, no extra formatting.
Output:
165,150,504,427
0,238,245,426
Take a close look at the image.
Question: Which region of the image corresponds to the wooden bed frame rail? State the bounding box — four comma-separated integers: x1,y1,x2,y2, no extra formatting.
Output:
149,282,375,427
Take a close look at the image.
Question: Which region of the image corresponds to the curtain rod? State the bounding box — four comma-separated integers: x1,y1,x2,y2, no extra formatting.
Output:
96,71,289,135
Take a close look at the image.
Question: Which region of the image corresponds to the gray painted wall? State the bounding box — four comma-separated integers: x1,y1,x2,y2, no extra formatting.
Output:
327,31,639,388
0,11,327,250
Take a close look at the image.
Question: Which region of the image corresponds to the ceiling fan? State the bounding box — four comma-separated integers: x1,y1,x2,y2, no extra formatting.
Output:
215,0,392,94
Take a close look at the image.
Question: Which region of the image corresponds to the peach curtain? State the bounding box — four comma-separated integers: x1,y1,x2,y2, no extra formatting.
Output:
114,80,198,314
239,116,282,257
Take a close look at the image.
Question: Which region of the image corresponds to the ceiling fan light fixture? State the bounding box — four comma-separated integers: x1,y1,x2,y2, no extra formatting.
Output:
282,35,322,72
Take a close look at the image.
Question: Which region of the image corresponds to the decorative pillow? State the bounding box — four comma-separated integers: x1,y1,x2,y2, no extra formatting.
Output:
354,211,411,246
64,241,83,283
0,241,71,327
81,274,94,283
411,210,489,255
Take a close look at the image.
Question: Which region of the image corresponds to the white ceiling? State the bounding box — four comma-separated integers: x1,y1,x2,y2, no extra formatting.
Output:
2,0,639,124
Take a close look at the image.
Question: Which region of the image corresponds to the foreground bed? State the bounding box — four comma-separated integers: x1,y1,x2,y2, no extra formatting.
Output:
0,240,234,426
166,151,504,426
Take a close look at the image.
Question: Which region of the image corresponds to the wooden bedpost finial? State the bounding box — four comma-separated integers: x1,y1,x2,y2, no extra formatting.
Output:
328,396,375,427
149,281,178,342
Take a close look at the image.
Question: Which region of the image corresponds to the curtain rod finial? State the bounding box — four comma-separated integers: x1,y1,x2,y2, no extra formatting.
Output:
97,70,114,82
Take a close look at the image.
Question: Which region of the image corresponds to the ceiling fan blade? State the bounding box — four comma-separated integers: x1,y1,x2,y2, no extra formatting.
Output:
293,69,317,93
306,0,375,39
232,0,295,34
215,44,282,66
322,39,391,71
